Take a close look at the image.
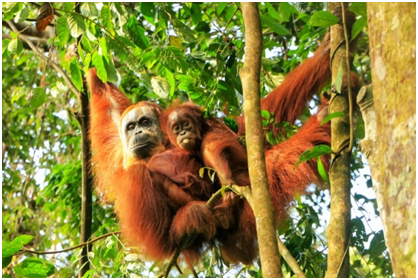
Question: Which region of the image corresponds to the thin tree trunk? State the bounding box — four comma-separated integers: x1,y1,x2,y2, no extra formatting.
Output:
240,2,282,278
325,2,352,278
75,3,93,277
77,83,93,277
367,3,416,277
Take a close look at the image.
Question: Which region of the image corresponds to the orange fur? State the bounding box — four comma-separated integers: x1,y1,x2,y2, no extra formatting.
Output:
86,68,131,202
236,33,331,138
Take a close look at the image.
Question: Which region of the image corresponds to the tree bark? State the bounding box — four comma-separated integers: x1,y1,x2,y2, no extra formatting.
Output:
240,2,282,277
367,3,416,277
325,3,352,278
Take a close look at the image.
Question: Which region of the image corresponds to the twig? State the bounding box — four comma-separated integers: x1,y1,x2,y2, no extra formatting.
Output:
159,235,194,278
340,4,354,152
14,231,121,256
276,236,306,278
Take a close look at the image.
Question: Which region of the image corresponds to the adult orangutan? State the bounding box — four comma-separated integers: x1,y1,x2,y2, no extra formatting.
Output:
87,69,217,266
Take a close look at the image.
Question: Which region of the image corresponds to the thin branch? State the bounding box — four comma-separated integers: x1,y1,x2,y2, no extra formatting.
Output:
14,231,121,256
276,236,306,278
2,21,53,39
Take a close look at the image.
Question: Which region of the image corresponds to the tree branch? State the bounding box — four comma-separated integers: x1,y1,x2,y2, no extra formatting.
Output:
240,2,282,278
325,3,353,278
14,231,121,256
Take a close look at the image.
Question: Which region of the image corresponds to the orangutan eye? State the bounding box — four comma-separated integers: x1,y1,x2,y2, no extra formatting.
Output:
184,121,190,128
173,125,180,133
127,123,135,131
141,119,149,126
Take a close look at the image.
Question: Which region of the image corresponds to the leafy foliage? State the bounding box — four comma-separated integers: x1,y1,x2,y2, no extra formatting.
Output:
2,2,391,278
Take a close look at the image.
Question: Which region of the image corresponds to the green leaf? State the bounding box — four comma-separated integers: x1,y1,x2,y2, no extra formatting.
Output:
248,270,258,278
2,255,12,268
262,15,290,35
350,2,367,17
81,269,95,278
190,3,202,25
164,68,175,97
351,16,367,40
317,156,329,184
2,2,23,21
216,2,227,15
264,3,283,22
99,37,107,57
295,145,334,167
70,58,83,91
14,4,29,22
173,20,196,43
195,21,211,33
3,2,21,13
103,55,118,83
177,75,192,91
335,60,343,93
2,235,34,258
216,80,239,108
30,88,46,109
81,35,92,53
56,17,70,47
92,53,107,82
165,46,188,73
278,2,297,22
80,2,98,17
369,231,387,259
101,5,114,35
13,257,54,278
141,2,156,25
321,111,345,125
223,117,238,134
2,39,10,54
83,53,91,72
8,38,23,55
62,2,75,12
310,11,339,27
266,131,279,146
126,16,149,49
261,109,271,120
68,14,86,38
223,5,236,23
151,76,170,98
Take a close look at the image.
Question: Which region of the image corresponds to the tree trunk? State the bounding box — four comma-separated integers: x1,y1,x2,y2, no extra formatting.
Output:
325,3,353,278
240,2,282,277
367,3,416,277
